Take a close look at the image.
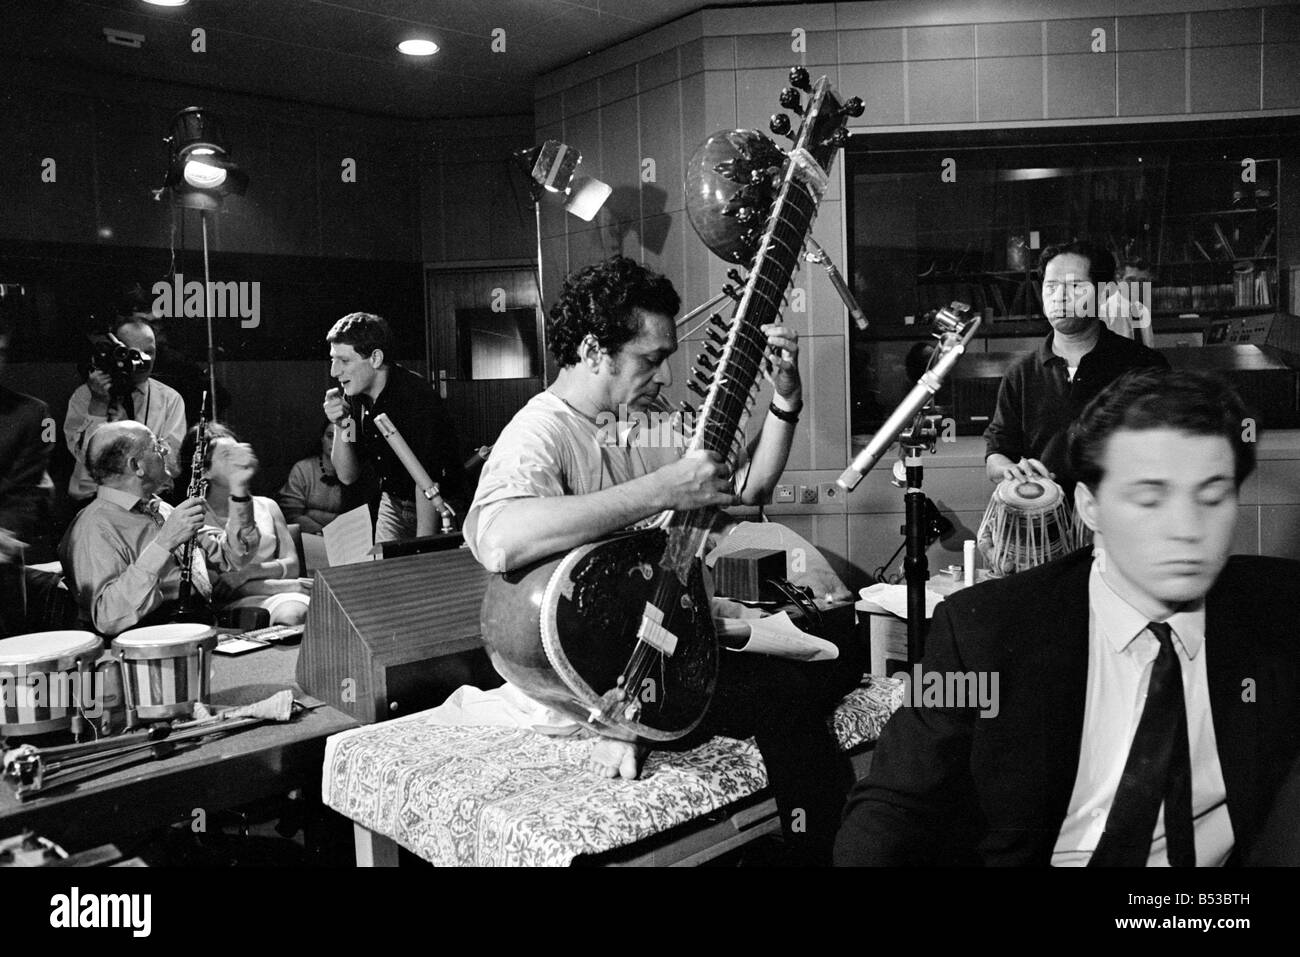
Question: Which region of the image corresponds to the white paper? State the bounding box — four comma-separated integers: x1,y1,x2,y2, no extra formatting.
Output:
858,583,945,619
323,504,376,567
721,611,839,662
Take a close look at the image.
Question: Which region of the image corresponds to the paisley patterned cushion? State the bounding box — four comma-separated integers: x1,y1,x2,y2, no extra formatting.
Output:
322,676,905,867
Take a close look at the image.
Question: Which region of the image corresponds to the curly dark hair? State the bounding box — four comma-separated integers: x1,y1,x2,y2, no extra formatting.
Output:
547,256,680,366
1067,369,1256,491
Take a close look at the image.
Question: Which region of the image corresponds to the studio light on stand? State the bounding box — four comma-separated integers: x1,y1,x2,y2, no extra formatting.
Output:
153,107,249,419
511,140,611,384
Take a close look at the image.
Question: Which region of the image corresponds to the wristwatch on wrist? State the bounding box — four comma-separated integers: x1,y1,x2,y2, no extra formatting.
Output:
769,396,803,423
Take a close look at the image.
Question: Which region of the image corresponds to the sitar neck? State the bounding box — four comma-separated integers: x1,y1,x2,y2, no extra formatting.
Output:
661,78,843,578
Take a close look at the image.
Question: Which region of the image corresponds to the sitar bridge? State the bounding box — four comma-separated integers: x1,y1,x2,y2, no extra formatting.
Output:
636,603,679,656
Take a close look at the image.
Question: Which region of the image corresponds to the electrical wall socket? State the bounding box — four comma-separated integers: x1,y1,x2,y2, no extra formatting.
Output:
774,484,795,504
819,483,841,503
798,485,819,504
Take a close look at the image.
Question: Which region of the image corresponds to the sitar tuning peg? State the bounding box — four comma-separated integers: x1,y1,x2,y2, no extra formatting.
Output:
769,114,792,139
726,268,746,285
688,379,708,398
778,87,803,113
703,341,722,359
821,128,850,150
839,96,865,118
722,284,742,302
789,66,811,92
709,312,728,329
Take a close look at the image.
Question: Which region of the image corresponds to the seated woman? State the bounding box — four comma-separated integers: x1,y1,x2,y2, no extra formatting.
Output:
278,421,345,535
180,423,311,627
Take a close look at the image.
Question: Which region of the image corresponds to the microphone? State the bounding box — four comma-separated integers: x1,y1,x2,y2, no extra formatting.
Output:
805,238,867,331
837,304,980,492
373,413,456,532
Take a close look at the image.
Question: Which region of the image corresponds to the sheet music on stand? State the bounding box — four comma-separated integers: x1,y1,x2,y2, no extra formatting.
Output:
323,504,376,567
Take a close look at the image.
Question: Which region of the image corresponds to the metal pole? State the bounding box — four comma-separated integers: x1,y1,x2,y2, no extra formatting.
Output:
201,210,218,420
534,198,548,387
903,455,929,663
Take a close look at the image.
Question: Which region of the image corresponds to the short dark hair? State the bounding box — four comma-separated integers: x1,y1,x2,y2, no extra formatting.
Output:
547,256,680,366
327,312,391,360
1067,369,1256,491
87,429,150,485
1038,240,1116,285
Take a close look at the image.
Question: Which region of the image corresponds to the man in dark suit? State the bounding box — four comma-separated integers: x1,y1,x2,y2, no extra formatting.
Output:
836,369,1300,866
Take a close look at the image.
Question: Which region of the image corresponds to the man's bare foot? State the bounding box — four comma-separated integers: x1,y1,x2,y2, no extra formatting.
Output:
588,737,647,780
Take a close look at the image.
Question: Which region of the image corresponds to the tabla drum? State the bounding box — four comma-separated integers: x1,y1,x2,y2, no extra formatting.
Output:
0,631,103,737
112,623,217,725
977,476,1090,577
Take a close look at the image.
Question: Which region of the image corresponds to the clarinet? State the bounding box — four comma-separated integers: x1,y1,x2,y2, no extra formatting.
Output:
174,392,214,622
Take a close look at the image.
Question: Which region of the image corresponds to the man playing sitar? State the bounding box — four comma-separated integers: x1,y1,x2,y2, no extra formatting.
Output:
465,255,865,865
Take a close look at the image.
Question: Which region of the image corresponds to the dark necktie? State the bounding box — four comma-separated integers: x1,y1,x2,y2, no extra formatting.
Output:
121,389,136,422
1089,621,1196,867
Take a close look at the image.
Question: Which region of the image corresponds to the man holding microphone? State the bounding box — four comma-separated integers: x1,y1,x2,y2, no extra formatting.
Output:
322,312,467,543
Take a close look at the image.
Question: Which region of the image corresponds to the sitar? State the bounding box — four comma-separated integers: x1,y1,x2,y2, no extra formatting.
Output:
481,69,863,741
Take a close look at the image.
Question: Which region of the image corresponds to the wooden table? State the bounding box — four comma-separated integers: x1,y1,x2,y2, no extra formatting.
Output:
0,643,359,852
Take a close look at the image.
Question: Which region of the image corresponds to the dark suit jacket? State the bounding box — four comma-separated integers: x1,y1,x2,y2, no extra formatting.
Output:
835,549,1300,866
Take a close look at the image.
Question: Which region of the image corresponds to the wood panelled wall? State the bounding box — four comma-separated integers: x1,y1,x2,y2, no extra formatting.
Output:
534,0,1300,585
0,62,423,261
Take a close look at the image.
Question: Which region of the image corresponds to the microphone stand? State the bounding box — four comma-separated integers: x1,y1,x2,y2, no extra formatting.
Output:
837,303,981,662
898,407,942,662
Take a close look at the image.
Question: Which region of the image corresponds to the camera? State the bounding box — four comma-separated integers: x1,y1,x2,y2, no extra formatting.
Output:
85,331,148,398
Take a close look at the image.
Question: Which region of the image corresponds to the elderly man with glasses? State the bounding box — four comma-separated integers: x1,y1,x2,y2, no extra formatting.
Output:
58,420,260,637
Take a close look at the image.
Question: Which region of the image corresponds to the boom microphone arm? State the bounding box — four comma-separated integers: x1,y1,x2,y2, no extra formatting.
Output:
805,238,867,331
837,304,980,492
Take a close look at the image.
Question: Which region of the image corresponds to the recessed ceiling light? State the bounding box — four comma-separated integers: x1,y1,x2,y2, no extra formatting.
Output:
142,0,190,6
397,39,439,56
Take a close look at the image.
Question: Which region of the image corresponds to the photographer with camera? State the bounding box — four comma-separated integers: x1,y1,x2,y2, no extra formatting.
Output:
64,315,186,505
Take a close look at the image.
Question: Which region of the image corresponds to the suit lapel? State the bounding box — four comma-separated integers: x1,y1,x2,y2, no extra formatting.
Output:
1205,569,1259,847
1038,553,1093,831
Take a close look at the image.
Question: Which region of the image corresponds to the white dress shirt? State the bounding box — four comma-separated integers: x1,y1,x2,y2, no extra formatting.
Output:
64,378,186,500
1052,561,1234,866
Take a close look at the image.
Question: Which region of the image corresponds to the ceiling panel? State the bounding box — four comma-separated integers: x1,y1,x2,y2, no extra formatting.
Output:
4,0,819,118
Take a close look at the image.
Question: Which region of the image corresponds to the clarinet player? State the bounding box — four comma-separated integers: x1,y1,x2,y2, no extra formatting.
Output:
59,420,261,637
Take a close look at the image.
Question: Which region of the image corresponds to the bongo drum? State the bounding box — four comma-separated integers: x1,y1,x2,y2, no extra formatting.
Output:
112,623,217,725
0,631,103,737
977,476,1089,577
